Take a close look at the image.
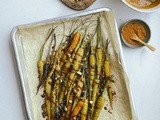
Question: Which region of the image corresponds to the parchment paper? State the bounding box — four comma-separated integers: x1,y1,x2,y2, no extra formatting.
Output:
14,10,137,120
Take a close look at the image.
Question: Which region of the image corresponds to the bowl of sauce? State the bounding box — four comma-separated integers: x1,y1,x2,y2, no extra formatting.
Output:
121,19,151,48
122,0,160,12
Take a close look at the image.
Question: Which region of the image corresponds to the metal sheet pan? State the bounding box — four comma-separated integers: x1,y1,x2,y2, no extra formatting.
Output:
11,8,138,120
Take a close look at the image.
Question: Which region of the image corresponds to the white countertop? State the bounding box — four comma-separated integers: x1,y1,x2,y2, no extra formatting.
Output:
0,0,160,120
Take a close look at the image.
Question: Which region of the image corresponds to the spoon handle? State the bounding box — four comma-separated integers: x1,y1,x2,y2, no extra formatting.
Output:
137,39,156,51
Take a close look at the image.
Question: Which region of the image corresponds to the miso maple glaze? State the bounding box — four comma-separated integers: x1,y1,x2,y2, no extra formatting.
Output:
126,0,160,9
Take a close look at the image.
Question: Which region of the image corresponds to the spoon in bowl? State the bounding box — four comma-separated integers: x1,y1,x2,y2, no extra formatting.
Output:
131,33,156,51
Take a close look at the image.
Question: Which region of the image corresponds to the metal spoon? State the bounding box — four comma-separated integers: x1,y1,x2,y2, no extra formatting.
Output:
131,33,155,51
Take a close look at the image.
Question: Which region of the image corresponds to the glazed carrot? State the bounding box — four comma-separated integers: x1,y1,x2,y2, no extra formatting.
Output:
92,96,106,120
37,38,54,94
37,28,53,82
65,94,73,119
46,48,59,82
72,76,84,110
60,32,81,68
58,32,85,105
44,33,57,120
80,64,89,120
88,33,96,90
56,32,81,104
37,60,45,81
45,74,54,120
75,76,84,99
88,51,96,117
81,99,88,120
96,48,103,79
51,90,56,119
62,30,87,76
104,39,113,108
89,53,96,88
67,32,81,53
50,69,59,119
60,31,90,114
50,41,65,119
104,61,110,79
65,28,88,86
59,33,87,115
91,79,100,116
67,47,84,89
58,40,81,103
96,17,103,79
59,85,66,105
70,100,84,120
59,47,84,104
91,18,103,117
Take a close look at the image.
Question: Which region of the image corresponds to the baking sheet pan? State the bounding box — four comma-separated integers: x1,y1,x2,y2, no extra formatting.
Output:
11,8,138,120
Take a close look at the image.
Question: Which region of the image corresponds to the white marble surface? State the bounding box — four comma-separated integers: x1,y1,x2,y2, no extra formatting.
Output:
0,0,160,120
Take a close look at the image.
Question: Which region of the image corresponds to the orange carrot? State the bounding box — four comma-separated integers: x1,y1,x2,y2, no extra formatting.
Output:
60,32,81,68
70,100,84,120
67,32,81,53
65,94,73,119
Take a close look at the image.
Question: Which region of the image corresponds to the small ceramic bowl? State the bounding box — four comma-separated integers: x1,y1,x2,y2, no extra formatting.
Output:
122,0,160,12
121,19,151,48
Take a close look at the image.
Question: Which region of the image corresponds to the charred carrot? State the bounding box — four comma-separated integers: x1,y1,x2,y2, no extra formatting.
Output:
89,53,96,88
70,100,84,120
96,48,103,79
81,99,88,120
51,90,56,119
49,39,65,119
91,79,100,116
104,39,113,108
37,26,57,81
37,28,53,82
58,32,84,104
66,47,84,90
72,37,90,111
81,63,89,120
59,31,89,105
37,61,45,81
104,61,110,79
72,75,84,110
60,32,81,68
60,30,83,75
57,32,82,105
44,66,53,119
65,29,89,90
65,93,73,119
89,33,96,91
92,96,106,120
91,18,103,117
96,17,103,79
37,28,57,93
44,32,57,120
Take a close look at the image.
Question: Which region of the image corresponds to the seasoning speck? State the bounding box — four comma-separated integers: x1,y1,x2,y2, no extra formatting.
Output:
104,106,107,110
